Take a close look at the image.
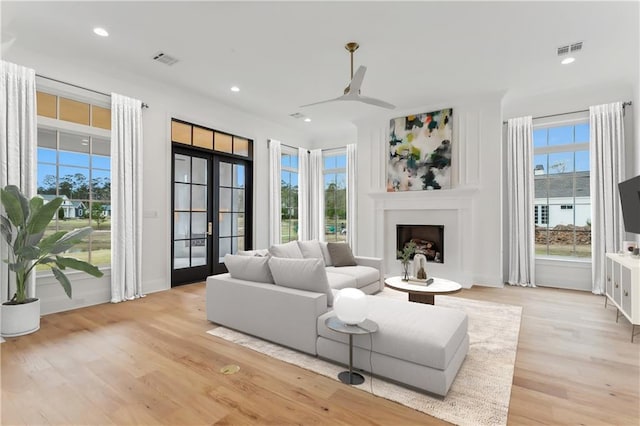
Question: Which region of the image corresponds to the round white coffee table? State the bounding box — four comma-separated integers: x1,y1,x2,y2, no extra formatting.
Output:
384,275,462,305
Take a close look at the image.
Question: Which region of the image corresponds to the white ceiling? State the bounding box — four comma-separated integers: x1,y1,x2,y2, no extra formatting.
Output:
2,1,638,141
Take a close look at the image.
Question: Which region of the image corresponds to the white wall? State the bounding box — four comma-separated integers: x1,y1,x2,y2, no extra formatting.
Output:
4,46,312,314
354,93,504,287
503,81,638,291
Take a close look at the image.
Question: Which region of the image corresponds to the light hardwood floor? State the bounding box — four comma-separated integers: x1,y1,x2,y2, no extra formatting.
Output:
1,284,639,425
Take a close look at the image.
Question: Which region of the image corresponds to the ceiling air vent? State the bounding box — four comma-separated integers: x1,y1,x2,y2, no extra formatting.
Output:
152,52,179,66
557,45,570,56
289,112,305,119
557,41,583,56
570,42,583,52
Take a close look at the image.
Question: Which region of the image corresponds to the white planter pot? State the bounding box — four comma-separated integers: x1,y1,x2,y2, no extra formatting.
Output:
1,299,41,337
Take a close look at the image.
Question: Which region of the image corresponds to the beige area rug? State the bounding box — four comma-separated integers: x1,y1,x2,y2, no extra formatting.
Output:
207,288,522,426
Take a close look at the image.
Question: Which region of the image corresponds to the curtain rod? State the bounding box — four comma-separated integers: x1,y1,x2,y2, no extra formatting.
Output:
36,74,149,109
502,101,632,125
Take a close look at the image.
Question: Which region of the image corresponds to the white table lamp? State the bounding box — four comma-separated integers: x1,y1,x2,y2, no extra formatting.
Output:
334,288,367,325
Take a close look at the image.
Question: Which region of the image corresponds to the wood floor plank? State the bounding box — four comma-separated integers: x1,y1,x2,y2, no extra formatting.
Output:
2,283,639,425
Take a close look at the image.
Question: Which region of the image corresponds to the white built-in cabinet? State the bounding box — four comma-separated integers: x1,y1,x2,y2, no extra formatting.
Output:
605,253,640,342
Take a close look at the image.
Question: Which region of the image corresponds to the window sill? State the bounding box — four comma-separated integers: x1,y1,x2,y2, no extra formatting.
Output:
535,256,591,266
36,265,111,279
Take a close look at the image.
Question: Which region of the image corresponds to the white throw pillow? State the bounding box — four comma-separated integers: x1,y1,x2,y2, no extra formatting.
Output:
269,241,304,258
268,257,334,306
224,254,274,283
297,240,324,260
320,241,333,266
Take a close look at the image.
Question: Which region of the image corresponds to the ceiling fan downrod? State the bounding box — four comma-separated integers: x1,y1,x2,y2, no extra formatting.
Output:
345,42,359,93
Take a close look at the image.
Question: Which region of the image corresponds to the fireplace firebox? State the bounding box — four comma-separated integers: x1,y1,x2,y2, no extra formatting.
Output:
396,225,444,263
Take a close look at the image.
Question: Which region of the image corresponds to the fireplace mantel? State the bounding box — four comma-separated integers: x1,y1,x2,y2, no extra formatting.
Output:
368,187,477,287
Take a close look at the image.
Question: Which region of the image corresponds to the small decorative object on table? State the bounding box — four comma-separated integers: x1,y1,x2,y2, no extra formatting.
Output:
623,241,638,256
397,241,417,281
412,253,428,281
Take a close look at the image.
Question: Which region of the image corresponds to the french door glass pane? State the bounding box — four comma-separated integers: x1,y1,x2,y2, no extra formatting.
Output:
192,157,207,184
191,212,207,239
220,162,232,187
174,154,191,183
219,212,232,237
175,183,190,210
191,185,207,211
219,237,231,262
233,189,245,212
191,241,207,266
174,212,190,239
174,241,190,269
233,164,245,187
234,213,245,235
219,188,232,211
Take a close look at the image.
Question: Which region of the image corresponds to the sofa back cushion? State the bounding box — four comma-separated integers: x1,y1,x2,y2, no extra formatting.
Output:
327,242,357,267
237,249,270,257
297,240,324,261
268,257,334,306
269,241,304,258
224,254,274,283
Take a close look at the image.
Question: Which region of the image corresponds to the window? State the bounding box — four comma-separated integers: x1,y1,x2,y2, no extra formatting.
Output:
280,150,298,243
533,121,590,258
36,90,111,270
323,151,347,242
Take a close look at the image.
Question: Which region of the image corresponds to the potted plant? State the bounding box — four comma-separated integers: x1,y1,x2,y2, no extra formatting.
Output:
0,185,104,337
397,241,417,281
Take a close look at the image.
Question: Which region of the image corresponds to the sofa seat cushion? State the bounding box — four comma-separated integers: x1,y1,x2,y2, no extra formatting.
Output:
325,265,379,289
317,296,468,370
326,272,357,290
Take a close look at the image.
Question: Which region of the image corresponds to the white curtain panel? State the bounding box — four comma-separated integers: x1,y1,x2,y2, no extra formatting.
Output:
590,102,625,294
297,148,309,240
0,61,37,301
309,149,325,241
268,140,282,246
506,116,536,287
346,144,357,250
110,93,144,303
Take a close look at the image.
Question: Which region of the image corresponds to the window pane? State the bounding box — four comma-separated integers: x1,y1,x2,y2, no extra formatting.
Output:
174,241,190,269
191,241,207,266
92,155,110,170
335,155,346,168
575,150,589,172
58,166,90,199
91,223,111,266
233,189,245,212
574,123,589,143
235,213,245,237
324,156,336,170
533,153,547,175
93,137,110,156
219,188,232,212
219,237,231,262
37,164,57,194
548,126,573,146
548,152,573,174
191,212,207,239
60,132,90,154
233,137,249,157
38,147,56,164
91,170,111,201
219,212,232,237
281,154,290,169
215,133,232,153
290,155,298,169
533,129,547,148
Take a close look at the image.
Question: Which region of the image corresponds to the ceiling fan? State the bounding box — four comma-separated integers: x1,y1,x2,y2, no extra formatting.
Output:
300,42,395,110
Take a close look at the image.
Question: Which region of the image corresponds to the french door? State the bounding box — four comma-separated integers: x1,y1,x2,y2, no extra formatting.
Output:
172,148,252,285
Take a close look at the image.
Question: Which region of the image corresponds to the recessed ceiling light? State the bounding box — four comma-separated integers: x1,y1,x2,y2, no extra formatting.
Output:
561,57,575,65
304,118,311,122
93,27,109,37
230,86,240,92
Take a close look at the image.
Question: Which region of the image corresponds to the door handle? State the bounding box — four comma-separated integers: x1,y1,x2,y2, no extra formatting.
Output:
207,222,213,236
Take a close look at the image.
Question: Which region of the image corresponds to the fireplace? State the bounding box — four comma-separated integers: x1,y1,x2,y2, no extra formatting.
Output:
396,225,444,263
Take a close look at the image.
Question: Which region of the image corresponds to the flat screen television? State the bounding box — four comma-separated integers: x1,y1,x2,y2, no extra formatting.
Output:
618,175,640,234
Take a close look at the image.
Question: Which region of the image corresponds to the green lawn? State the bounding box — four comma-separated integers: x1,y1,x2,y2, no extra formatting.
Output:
536,244,591,258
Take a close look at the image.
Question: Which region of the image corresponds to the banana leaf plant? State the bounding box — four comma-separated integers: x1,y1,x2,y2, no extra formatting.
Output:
0,185,104,305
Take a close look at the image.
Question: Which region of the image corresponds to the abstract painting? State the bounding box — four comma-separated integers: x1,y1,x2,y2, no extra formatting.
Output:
387,109,453,191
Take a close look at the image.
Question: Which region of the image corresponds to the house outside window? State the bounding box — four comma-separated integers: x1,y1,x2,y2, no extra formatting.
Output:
36,89,112,270
533,121,590,258
280,149,298,243
323,151,347,242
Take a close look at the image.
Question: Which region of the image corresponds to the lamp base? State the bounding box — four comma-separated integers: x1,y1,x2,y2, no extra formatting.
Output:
338,371,365,385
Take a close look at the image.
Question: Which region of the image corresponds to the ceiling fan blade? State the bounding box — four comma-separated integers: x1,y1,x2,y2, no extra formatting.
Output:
355,95,396,110
299,96,342,108
348,66,367,94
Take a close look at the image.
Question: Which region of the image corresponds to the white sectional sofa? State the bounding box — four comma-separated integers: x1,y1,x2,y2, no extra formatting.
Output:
206,240,468,396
